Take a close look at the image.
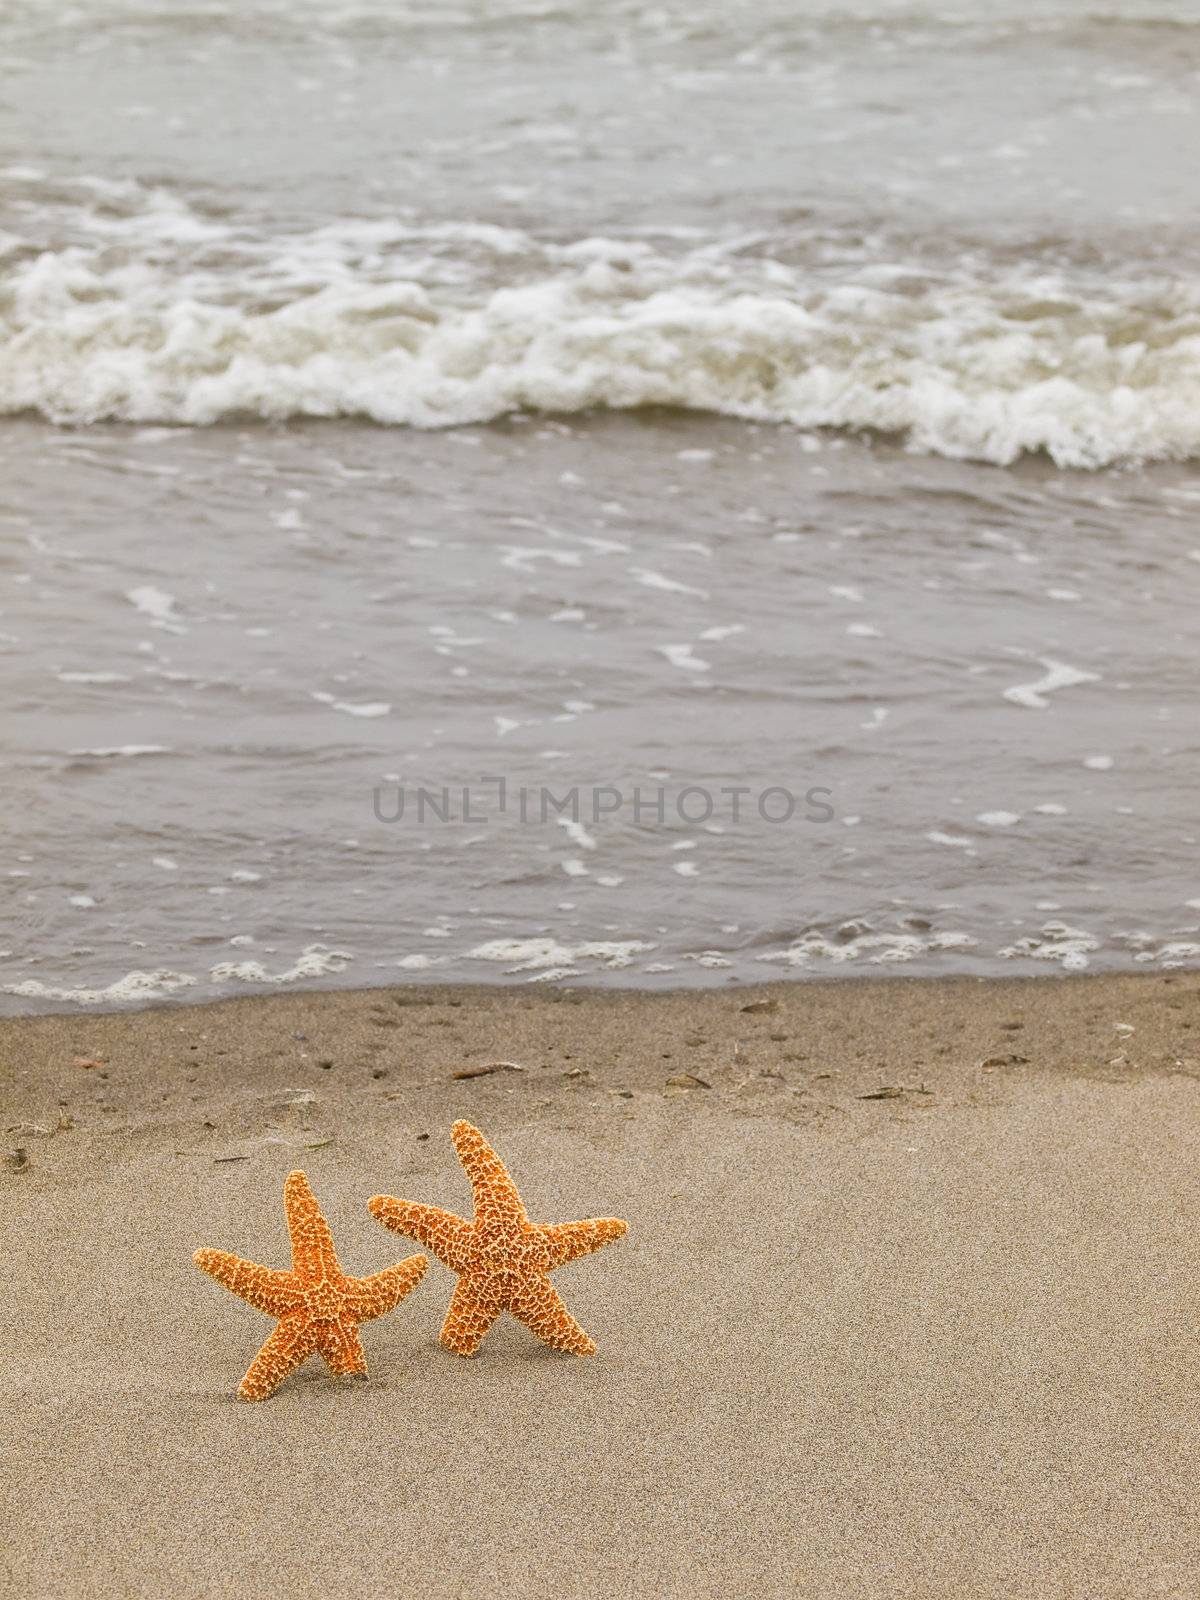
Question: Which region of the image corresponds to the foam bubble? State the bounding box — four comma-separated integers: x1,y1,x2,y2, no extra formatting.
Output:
311,692,391,718
57,671,133,684
125,585,185,633
557,818,597,851
67,745,172,759
208,944,352,985
657,643,711,673
630,568,709,599
998,920,1099,971
1152,941,1200,968
1004,658,1099,710
682,951,733,968
760,928,976,967
2,968,196,1004
467,937,655,971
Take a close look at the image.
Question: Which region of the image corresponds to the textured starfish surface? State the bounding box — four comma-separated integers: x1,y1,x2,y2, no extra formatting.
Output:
369,1119,628,1357
195,1170,427,1401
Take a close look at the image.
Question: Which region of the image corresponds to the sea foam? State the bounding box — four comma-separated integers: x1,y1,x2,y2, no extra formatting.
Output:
2,969,197,1004
4,214,1200,467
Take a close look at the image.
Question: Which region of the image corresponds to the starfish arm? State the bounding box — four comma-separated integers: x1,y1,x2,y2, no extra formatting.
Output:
344,1254,429,1322
541,1216,628,1270
451,1119,527,1226
237,1315,319,1402
508,1277,597,1356
193,1249,305,1316
439,1278,501,1357
319,1319,368,1379
368,1197,475,1272
284,1169,341,1279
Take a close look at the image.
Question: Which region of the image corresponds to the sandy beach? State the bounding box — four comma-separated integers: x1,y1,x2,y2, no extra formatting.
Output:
5,1,1199,1595
4,970,1199,1598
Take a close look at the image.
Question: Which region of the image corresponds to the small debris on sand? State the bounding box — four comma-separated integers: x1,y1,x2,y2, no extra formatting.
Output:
452,1061,527,1080
857,1084,932,1101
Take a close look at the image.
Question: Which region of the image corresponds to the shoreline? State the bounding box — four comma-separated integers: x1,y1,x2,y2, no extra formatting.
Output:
7,957,1200,1021
5,967,1199,1597
4,963,1199,1062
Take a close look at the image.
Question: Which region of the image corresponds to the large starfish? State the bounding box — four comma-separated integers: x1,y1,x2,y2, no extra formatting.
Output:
195,1169,427,1401
368,1119,628,1357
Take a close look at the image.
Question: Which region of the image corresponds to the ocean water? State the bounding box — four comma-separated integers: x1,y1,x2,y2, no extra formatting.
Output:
2,0,1198,1009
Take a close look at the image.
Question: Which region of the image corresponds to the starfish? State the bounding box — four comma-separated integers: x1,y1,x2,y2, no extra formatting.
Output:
368,1119,628,1357
195,1169,427,1401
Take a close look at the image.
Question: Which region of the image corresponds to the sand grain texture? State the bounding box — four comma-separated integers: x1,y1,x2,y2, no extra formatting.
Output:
3,972,1199,1598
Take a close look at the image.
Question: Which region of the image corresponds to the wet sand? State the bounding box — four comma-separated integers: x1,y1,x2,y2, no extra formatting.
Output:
4,971,1199,1598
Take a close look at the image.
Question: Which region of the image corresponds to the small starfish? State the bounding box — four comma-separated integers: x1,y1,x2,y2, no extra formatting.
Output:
369,1119,628,1357
195,1169,427,1401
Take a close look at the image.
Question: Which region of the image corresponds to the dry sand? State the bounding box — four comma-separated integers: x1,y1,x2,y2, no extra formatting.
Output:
3,971,1199,1599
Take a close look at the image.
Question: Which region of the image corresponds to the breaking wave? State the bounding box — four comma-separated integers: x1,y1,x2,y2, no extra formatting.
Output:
3,199,1199,467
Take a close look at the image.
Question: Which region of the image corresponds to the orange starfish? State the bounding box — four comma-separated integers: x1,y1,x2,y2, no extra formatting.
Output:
368,1119,628,1357
195,1169,427,1401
